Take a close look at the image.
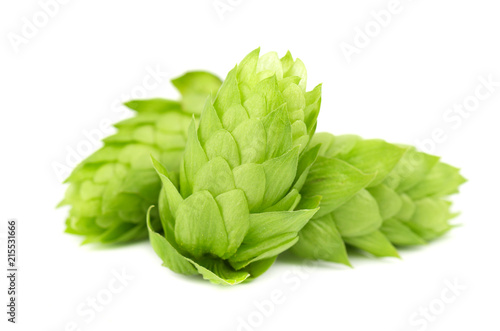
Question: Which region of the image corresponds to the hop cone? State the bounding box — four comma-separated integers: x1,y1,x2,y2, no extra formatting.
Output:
60,72,222,244
148,48,323,284
292,133,467,265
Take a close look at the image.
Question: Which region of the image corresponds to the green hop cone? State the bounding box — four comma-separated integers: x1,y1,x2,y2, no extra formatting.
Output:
60,71,222,244
292,133,467,266
148,48,322,285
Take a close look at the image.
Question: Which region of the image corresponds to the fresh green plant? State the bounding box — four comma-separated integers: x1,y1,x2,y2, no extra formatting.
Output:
59,50,466,285
59,71,222,244
291,133,466,265
147,48,323,284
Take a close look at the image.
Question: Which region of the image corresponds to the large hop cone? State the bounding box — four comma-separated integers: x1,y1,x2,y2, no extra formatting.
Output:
292,133,467,265
60,72,222,244
148,49,323,285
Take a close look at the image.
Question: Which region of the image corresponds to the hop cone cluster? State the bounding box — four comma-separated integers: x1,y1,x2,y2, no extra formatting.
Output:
292,133,466,265
59,72,222,244
60,49,465,285
148,48,323,284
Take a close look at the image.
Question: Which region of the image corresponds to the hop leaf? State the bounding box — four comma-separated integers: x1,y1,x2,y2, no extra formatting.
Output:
148,49,321,285
291,133,466,265
60,71,222,244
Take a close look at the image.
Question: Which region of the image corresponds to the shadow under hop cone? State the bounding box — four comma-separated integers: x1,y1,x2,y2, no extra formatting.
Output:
148,48,323,285
292,133,466,266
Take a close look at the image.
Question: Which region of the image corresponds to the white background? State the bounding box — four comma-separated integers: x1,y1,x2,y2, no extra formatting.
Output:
1,0,499,330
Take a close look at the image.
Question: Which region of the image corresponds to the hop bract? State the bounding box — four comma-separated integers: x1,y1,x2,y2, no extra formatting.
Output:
148,49,322,284
60,72,222,244
292,133,466,265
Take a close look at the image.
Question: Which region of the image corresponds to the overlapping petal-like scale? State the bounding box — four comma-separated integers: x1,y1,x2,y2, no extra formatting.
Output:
60,72,222,244
292,133,466,265
148,49,322,284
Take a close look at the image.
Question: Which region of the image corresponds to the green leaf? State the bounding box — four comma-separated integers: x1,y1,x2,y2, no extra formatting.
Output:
405,162,466,200
65,216,103,236
278,76,301,92
157,189,178,252
339,139,408,187
215,189,250,259
124,98,180,113
293,143,320,192
244,208,318,244
263,188,301,212
282,84,305,122
394,193,416,221
262,105,292,159
291,121,309,152
244,257,277,279
229,233,299,270
295,195,322,210
147,206,197,275
221,104,249,132
231,119,267,164
333,189,383,237
304,85,322,135
322,134,360,158
253,75,285,115
291,214,351,266
174,190,228,258
204,129,241,168
233,163,266,211
237,48,260,86
104,192,147,223
213,66,241,116
150,207,250,285
257,51,284,81
112,114,157,131
280,51,294,75
344,231,400,258
93,222,149,244
187,257,250,286
151,156,183,218
198,100,222,145
193,157,235,196
261,147,300,209
155,111,192,135
301,157,375,217
386,148,440,192
243,94,267,119
79,180,106,201
229,208,318,269
367,184,403,220
406,198,456,240
118,144,159,169
286,58,307,90
180,120,208,197
380,218,426,246
171,71,222,114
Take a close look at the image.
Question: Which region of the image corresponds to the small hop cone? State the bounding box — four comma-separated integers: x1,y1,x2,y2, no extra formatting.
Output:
292,133,466,266
148,49,322,285
60,72,222,244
